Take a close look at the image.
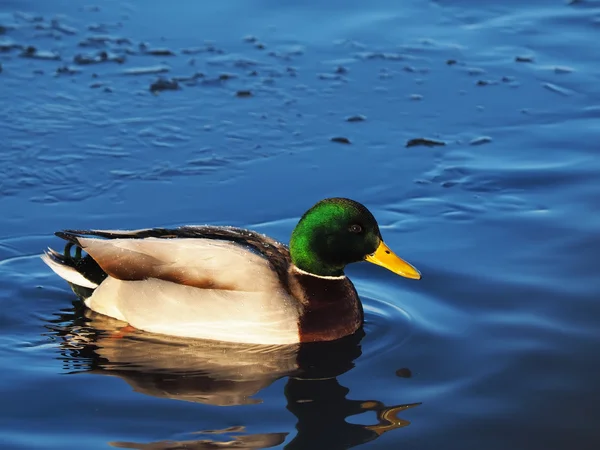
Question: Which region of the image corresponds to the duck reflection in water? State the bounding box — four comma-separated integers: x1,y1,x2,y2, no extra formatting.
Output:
48,304,420,450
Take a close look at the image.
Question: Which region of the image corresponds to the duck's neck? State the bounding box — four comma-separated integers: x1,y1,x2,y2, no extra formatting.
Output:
291,265,347,280
289,233,345,277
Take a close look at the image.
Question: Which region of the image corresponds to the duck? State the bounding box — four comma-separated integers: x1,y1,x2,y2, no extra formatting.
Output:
42,197,421,345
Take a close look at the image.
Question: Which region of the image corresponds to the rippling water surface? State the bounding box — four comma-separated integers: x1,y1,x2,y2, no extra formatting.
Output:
1,0,599,449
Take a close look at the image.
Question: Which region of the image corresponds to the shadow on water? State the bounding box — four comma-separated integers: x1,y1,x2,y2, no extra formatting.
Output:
45,303,420,450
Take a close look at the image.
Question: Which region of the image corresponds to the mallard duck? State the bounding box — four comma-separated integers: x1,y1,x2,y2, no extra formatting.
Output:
42,198,420,345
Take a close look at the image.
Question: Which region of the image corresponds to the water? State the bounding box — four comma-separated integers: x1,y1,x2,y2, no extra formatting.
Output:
1,0,599,448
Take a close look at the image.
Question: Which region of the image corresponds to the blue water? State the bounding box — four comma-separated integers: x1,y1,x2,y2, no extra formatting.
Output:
1,0,599,448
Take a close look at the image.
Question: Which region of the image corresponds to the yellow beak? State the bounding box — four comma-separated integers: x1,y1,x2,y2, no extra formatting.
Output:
365,241,421,280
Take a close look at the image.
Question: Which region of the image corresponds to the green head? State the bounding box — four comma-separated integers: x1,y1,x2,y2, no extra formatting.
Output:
289,198,421,279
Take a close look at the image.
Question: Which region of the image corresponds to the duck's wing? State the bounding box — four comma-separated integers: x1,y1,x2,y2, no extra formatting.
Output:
55,226,292,292
46,227,302,344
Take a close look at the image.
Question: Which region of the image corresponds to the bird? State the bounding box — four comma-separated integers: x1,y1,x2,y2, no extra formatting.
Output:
42,197,421,345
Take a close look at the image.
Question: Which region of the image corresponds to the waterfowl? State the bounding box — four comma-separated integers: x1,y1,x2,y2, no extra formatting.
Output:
42,198,420,345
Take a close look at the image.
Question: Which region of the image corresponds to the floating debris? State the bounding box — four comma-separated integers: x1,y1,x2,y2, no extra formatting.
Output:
123,65,170,75
236,90,252,97
409,94,423,101
268,45,304,59
255,43,266,50
149,77,180,93
20,46,60,60
543,82,572,96
554,66,573,74
446,59,457,65
142,47,175,56
396,368,412,378
243,35,258,43
50,19,78,35
180,44,224,55
181,47,203,55
515,55,534,63
206,54,257,67
355,51,405,61
200,74,235,86
467,67,486,76
79,35,132,47
406,138,446,148
0,39,21,52
173,72,204,84
469,136,492,146
74,51,125,65
87,23,108,32
56,65,81,76
14,12,43,22
318,73,344,81
345,114,366,122
233,58,258,69
331,136,351,144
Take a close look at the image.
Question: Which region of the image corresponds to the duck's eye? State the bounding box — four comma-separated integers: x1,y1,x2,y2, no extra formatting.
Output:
349,224,363,234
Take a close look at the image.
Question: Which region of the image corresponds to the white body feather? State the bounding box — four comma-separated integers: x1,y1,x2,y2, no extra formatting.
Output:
45,237,303,344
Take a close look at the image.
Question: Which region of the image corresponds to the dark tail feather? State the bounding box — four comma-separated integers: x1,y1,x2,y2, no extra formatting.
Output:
43,234,109,298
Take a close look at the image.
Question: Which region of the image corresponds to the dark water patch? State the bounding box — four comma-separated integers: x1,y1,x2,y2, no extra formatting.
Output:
395,368,412,378
406,138,446,148
345,114,366,122
331,136,351,144
139,43,175,56
515,55,534,63
149,76,179,93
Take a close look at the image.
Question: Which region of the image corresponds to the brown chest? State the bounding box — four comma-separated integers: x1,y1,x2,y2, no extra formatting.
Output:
289,272,364,343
